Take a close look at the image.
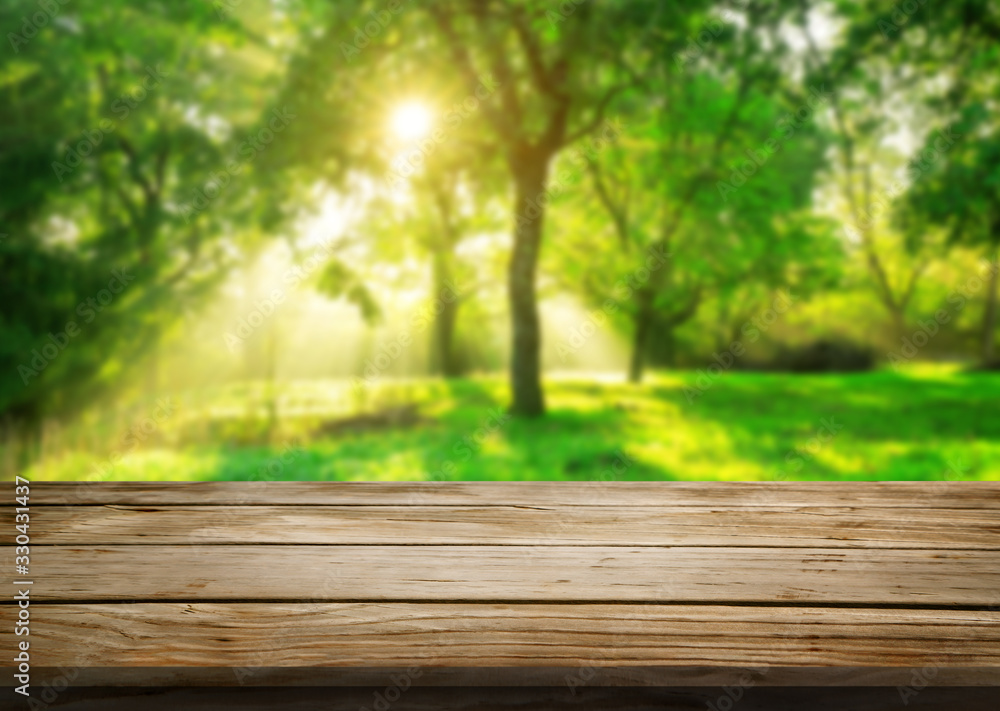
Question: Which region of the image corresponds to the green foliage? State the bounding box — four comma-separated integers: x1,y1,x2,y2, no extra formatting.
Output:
316,259,382,324
550,55,841,374
0,0,305,420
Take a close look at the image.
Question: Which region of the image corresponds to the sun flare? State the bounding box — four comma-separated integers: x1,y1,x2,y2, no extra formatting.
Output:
390,102,433,141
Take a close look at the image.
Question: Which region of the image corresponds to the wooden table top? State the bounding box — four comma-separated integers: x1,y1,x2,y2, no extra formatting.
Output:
4,481,1000,692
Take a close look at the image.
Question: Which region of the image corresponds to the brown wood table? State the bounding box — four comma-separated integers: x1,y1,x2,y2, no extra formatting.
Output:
3,481,999,708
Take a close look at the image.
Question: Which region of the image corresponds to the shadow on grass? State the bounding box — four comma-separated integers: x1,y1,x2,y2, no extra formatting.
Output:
146,370,1000,483
649,370,1000,480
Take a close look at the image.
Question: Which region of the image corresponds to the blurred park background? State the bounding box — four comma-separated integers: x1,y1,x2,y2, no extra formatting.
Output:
2,0,999,483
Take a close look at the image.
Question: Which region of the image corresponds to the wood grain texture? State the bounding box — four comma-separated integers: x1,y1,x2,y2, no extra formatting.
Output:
16,480,1000,508
10,504,1000,548
6,481,998,692
8,603,999,671
20,545,1000,604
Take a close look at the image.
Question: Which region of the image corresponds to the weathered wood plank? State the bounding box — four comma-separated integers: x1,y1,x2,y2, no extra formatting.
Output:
6,481,998,698
15,481,1000,507
20,545,1000,605
6,604,1000,691
11,504,999,548
12,603,999,670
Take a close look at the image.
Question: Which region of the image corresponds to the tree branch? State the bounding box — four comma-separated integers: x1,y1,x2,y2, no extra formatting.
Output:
113,183,143,230
507,4,565,100
116,134,155,204
428,3,519,144
587,160,629,252
668,284,703,326
561,82,629,147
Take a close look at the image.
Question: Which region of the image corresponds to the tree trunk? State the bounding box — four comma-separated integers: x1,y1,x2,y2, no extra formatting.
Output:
663,323,677,368
628,290,654,384
508,163,548,416
888,306,906,347
982,247,999,365
431,254,461,378
715,295,730,354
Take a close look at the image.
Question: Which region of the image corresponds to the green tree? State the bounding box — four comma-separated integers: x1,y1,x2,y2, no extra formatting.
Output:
903,124,1000,362
799,0,1000,342
0,0,295,426
550,0,837,381
555,70,837,381
423,0,715,414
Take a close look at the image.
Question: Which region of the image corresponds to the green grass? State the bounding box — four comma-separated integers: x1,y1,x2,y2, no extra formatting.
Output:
25,367,1000,482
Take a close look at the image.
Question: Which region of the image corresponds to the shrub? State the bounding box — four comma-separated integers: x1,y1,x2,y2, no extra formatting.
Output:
738,339,875,373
